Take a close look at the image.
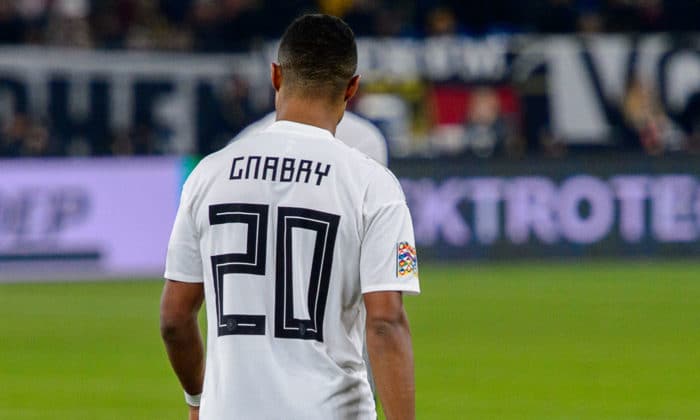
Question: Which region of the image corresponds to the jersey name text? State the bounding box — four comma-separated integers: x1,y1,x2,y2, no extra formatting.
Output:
229,155,331,186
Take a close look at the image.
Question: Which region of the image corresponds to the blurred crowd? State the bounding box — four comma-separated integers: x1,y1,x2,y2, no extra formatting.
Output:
0,0,698,52
1,0,699,159
431,82,700,160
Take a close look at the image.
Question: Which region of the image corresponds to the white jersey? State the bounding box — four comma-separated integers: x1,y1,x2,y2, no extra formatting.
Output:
165,120,419,420
234,111,389,166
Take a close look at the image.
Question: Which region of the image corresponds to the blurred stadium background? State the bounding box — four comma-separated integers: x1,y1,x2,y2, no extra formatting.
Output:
2,0,700,418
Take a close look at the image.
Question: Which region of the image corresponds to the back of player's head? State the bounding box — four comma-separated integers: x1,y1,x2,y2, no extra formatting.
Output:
277,14,357,101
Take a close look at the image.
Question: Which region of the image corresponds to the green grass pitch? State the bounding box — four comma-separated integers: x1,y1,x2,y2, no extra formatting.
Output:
2,261,700,419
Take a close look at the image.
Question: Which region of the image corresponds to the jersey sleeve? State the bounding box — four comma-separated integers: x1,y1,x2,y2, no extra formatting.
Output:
360,167,420,295
164,175,203,283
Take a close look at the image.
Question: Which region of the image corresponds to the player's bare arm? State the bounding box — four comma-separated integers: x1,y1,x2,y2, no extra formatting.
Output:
160,279,205,419
365,290,416,420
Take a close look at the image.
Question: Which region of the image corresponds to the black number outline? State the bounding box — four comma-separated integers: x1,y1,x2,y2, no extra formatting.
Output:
208,203,340,342
274,207,340,342
209,203,268,336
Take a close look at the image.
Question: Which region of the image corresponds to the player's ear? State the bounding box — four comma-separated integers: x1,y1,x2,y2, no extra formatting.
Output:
271,63,283,92
344,75,361,102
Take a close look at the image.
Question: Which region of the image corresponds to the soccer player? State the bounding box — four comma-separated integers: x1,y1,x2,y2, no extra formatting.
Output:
233,111,389,166
160,14,419,420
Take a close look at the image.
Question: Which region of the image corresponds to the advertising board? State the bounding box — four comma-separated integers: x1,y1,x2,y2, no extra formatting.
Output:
1,35,698,157
0,157,184,280
394,156,700,259
5,155,700,280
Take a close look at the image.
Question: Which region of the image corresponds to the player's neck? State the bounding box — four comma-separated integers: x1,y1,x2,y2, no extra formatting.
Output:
275,97,342,136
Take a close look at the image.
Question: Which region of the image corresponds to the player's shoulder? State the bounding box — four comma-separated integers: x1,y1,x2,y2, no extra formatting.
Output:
328,134,377,166
334,141,403,196
360,160,406,212
369,160,404,196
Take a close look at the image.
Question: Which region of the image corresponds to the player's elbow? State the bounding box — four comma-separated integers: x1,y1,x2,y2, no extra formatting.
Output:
366,308,410,339
159,280,203,343
159,306,193,342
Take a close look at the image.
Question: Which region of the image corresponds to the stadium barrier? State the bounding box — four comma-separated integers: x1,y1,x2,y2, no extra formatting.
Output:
3,155,700,281
0,157,192,281
393,155,700,260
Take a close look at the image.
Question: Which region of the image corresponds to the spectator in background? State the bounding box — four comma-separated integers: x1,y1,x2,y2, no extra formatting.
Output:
0,114,54,156
192,0,265,51
425,6,460,36
1,0,699,161
90,0,135,49
0,1,25,44
0,113,27,156
110,128,135,155
15,0,50,44
44,0,92,48
621,77,684,155
605,0,666,33
124,0,193,50
0,0,696,51
335,0,378,36
461,87,516,158
91,0,194,51
321,0,414,37
109,124,166,156
373,4,414,37
22,118,51,155
576,0,604,33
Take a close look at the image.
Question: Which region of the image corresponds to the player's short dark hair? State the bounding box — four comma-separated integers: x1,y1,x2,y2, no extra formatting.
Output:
278,14,358,100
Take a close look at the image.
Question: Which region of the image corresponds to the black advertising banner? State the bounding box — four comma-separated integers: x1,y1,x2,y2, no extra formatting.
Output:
393,156,700,260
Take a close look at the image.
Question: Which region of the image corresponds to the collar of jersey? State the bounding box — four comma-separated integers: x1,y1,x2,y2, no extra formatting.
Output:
263,120,335,140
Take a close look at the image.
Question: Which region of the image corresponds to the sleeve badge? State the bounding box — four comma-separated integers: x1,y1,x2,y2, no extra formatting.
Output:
396,241,418,278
